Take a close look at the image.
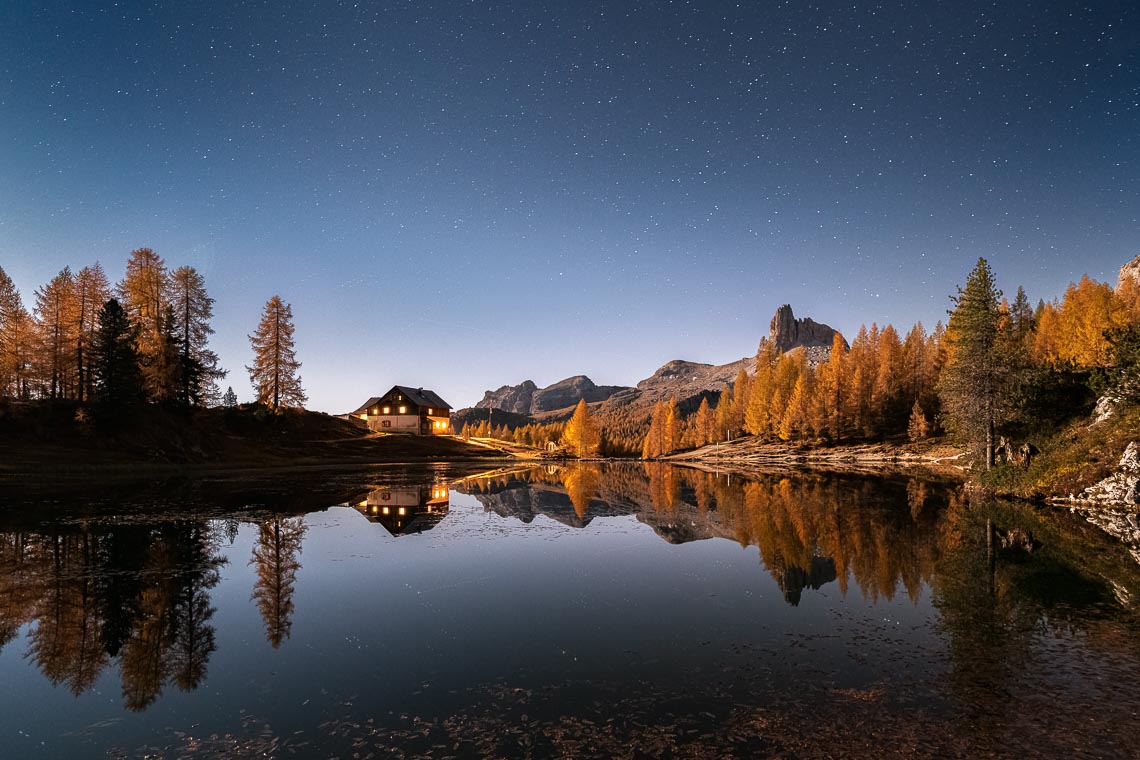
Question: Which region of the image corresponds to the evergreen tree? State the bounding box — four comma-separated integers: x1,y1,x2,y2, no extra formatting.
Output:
1092,326,1140,405
563,399,601,458
937,258,1007,469
148,304,182,404
169,266,225,407
90,299,144,418
246,295,306,411
222,386,238,408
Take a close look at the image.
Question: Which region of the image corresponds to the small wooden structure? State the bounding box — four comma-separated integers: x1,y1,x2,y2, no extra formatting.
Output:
351,386,452,435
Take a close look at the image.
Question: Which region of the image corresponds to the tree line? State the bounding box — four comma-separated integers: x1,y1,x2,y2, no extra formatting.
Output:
641,258,1140,465
0,249,307,422
464,257,1140,465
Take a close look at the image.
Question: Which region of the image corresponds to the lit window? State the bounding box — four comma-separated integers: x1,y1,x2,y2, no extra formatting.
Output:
382,406,390,414
372,408,378,415
398,507,406,516
428,408,433,415
382,507,389,515
398,406,407,414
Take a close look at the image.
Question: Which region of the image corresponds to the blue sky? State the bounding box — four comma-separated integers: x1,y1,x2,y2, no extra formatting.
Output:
2,1,1137,411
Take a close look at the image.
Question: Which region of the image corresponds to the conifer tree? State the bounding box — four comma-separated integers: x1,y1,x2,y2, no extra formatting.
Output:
169,266,225,407
642,401,666,458
908,399,929,441
34,267,79,399
90,299,144,417
937,258,1007,469
745,340,777,436
563,399,601,458
0,266,35,399
117,248,170,399
222,386,238,408
246,295,306,411
693,397,715,446
73,264,111,403
818,332,849,439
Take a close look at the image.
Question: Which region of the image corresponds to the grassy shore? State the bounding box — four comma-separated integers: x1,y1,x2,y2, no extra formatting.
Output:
0,403,515,481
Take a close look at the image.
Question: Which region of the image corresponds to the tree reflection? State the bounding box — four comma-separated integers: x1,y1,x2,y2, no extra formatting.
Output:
561,463,602,519
0,520,225,709
251,516,306,648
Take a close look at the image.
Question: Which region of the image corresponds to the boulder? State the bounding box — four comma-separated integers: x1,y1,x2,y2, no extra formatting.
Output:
1077,441,1140,506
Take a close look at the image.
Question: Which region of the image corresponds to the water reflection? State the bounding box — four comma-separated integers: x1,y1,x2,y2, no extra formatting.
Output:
251,516,305,648
0,461,1137,753
0,522,224,710
344,485,450,536
456,463,946,606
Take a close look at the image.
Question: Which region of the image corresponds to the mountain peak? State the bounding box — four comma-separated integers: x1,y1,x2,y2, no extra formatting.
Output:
769,304,845,353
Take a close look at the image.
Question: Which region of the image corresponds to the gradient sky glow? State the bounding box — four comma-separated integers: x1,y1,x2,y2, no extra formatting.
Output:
2,1,1137,412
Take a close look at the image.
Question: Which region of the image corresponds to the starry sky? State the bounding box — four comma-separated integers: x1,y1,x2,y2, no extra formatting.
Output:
2,1,1137,412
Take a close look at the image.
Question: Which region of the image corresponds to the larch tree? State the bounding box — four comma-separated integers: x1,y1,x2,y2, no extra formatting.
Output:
642,401,666,458
745,340,777,436
937,258,1007,469
0,266,34,398
73,264,111,403
246,295,306,411
34,267,79,399
169,266,225,408
118,248,171,399
563,399,601,458
693,397,715,447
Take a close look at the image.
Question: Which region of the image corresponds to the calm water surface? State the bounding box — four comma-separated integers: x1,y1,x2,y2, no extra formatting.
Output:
2,463,1139,758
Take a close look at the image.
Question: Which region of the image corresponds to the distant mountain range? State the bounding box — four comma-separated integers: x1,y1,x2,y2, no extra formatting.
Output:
453,304,842,432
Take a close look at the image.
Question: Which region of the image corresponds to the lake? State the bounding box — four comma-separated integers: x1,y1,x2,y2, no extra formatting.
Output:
2,462,1139,757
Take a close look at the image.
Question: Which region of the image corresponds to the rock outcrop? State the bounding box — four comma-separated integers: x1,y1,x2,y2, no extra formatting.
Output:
476,375,630,414
1118,254,1140,291
769,304,846,353
1077,442,1140,506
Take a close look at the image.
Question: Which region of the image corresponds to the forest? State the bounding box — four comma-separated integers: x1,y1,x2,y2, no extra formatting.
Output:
470,258,1140,471
4,251,1139,477
0,249,304,426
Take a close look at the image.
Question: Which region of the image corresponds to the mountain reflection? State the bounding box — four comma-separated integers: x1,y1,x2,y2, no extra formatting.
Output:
1,464,1136,717
456,463,945,605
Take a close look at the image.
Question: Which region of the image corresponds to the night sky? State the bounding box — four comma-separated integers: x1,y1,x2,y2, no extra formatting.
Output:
2,1,1137,412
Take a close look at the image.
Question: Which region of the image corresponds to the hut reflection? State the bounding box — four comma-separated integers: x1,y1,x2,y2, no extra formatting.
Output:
347,486,450,536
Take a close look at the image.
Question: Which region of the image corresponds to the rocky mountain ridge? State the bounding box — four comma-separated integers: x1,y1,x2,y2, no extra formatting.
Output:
462,304,843,428
475,375,631,415
1119,254,1140,291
